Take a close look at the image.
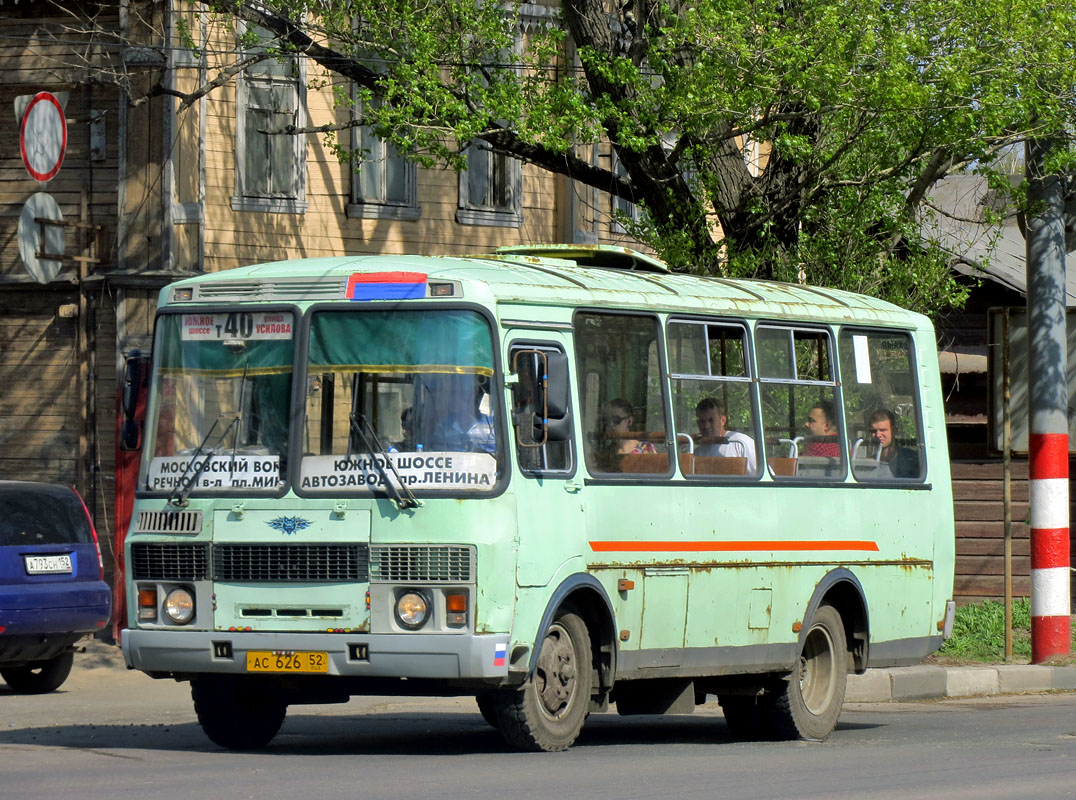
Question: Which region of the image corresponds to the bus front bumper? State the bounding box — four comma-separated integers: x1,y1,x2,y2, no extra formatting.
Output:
121,628,511,680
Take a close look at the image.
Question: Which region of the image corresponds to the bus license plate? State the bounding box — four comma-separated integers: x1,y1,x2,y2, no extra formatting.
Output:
24,554,72,575
246,651,329,673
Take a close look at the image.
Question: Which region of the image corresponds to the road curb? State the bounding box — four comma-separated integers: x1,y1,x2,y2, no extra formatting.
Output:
847,664,1076,702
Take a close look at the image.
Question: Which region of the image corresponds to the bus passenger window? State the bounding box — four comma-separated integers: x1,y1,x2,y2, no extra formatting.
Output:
839,330,925,481
757,326,845,479
509,345,573,474
574,313,670,475
667,319,759,477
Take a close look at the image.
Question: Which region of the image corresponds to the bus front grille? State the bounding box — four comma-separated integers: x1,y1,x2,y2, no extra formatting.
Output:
212,544,369,582
369,545,475,583
131,543,209,580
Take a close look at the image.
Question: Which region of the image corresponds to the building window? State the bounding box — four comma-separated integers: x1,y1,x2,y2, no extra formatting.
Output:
457,139,523,227
610,150,638,233
232,25,307,214
347,83,419,219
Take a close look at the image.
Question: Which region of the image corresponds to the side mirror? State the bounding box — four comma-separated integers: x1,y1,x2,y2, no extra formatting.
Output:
119,351,145,452
512,349,573,445
540,352,570,419
121,350,143,421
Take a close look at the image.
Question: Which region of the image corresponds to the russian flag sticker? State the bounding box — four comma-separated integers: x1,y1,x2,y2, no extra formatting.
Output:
493,642,507,667
345,271,428,301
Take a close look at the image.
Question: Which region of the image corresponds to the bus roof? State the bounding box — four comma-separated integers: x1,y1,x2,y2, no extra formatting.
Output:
167,247,928,329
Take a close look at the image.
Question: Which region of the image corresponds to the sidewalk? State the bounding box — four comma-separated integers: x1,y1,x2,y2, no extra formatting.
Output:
846,663,1076,702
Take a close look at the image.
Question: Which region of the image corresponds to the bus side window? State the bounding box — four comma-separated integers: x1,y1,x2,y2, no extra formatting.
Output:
574,312,671,475
667,318,760,478
757,326,845,479
509,345,573,475
839,330,925,482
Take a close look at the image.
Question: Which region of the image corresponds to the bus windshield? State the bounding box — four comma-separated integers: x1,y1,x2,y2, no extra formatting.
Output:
299,308,500,495
140,311,295,494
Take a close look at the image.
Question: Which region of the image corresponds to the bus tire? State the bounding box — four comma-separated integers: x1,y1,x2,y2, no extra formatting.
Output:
718,693,768,741
766,604,847,740
475,694,500,729
490,607,592,752
192,675,287,750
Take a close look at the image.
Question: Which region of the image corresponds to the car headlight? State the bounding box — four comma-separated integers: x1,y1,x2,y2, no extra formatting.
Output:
163,587,195,625
395,591,429,630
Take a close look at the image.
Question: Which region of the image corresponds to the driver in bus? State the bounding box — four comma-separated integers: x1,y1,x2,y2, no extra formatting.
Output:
694,397,757,474
428,375,495,454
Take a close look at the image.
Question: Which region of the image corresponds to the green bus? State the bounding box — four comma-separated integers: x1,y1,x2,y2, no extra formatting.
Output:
120,245,955,751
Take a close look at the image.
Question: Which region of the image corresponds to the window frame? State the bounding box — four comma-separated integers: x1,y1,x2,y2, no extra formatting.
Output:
666,316,761,480
573,308,675,481
837,326,927,484
294,301,509,501
755,322,846,481
507,340,576,479
346,77,420,220
232,23,308,214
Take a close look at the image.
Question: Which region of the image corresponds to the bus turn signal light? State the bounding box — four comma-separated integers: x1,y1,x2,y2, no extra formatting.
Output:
138,587,158,622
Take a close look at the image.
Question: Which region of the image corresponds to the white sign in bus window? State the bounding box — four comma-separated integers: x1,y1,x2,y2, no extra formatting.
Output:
852,335,872,384
147,455,282,491
181,312,294,341
299,452,496,492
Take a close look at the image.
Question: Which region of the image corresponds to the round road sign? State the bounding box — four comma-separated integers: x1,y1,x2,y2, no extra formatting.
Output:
20,92,67,183
18,192,65,284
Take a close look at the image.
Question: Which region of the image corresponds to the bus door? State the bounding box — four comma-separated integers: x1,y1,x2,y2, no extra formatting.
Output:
504,335,582,589
572,311,688,658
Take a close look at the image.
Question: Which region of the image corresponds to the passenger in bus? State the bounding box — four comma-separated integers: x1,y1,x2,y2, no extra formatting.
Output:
694,397,757,474
603,398,656,455
803,400,840,457
868,408,919,478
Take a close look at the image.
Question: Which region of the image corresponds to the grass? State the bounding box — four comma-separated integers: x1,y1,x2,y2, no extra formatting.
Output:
938,599,1032,661
936,599,1076,663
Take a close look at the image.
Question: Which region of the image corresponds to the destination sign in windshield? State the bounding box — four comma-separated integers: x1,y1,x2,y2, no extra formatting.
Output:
181,312,293,341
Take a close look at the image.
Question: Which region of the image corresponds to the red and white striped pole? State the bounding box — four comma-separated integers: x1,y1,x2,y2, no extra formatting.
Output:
1029,433,1070,661
1026,137,1071,663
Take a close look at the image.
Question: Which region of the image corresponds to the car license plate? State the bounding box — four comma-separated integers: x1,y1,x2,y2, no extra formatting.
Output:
246,651,329,673
24,554,72,575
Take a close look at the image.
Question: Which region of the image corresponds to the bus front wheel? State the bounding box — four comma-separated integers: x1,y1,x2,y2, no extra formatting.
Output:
490,606,593,752
192,674,287,750
767,604,847,740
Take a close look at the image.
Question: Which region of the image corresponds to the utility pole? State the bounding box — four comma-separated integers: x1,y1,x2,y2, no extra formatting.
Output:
1025,136,1071,663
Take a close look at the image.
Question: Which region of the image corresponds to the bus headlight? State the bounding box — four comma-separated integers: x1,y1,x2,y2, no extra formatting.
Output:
395,591,429,630
163,587,195,625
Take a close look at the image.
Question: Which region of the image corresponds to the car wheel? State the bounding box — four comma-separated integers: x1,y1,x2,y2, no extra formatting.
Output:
0,651,75,694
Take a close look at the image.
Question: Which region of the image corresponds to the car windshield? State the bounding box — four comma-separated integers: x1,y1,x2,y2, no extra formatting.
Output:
300,308,501,495
140,311,296,494
0,483,92,546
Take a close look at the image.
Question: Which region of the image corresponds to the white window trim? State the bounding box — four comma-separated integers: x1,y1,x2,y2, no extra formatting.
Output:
232,25,308,214
347,75,420,220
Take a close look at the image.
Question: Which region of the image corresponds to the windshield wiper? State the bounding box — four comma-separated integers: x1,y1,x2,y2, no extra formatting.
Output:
167,415,241,508
348,412,421,511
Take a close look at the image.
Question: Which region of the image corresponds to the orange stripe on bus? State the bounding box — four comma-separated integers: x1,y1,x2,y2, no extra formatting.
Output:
588,540,880,553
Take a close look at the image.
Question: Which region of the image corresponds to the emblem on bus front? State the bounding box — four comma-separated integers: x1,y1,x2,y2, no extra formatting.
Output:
267,516,313,535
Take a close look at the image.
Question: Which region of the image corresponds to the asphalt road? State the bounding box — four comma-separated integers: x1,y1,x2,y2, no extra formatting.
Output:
3,645,1076,799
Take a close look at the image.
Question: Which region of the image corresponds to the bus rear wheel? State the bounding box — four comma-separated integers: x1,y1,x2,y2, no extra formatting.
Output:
767,604,847,741
192,674,287,750
489,607,592,752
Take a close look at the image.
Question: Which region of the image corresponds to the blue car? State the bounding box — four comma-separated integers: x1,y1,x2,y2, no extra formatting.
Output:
0,481,111,693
